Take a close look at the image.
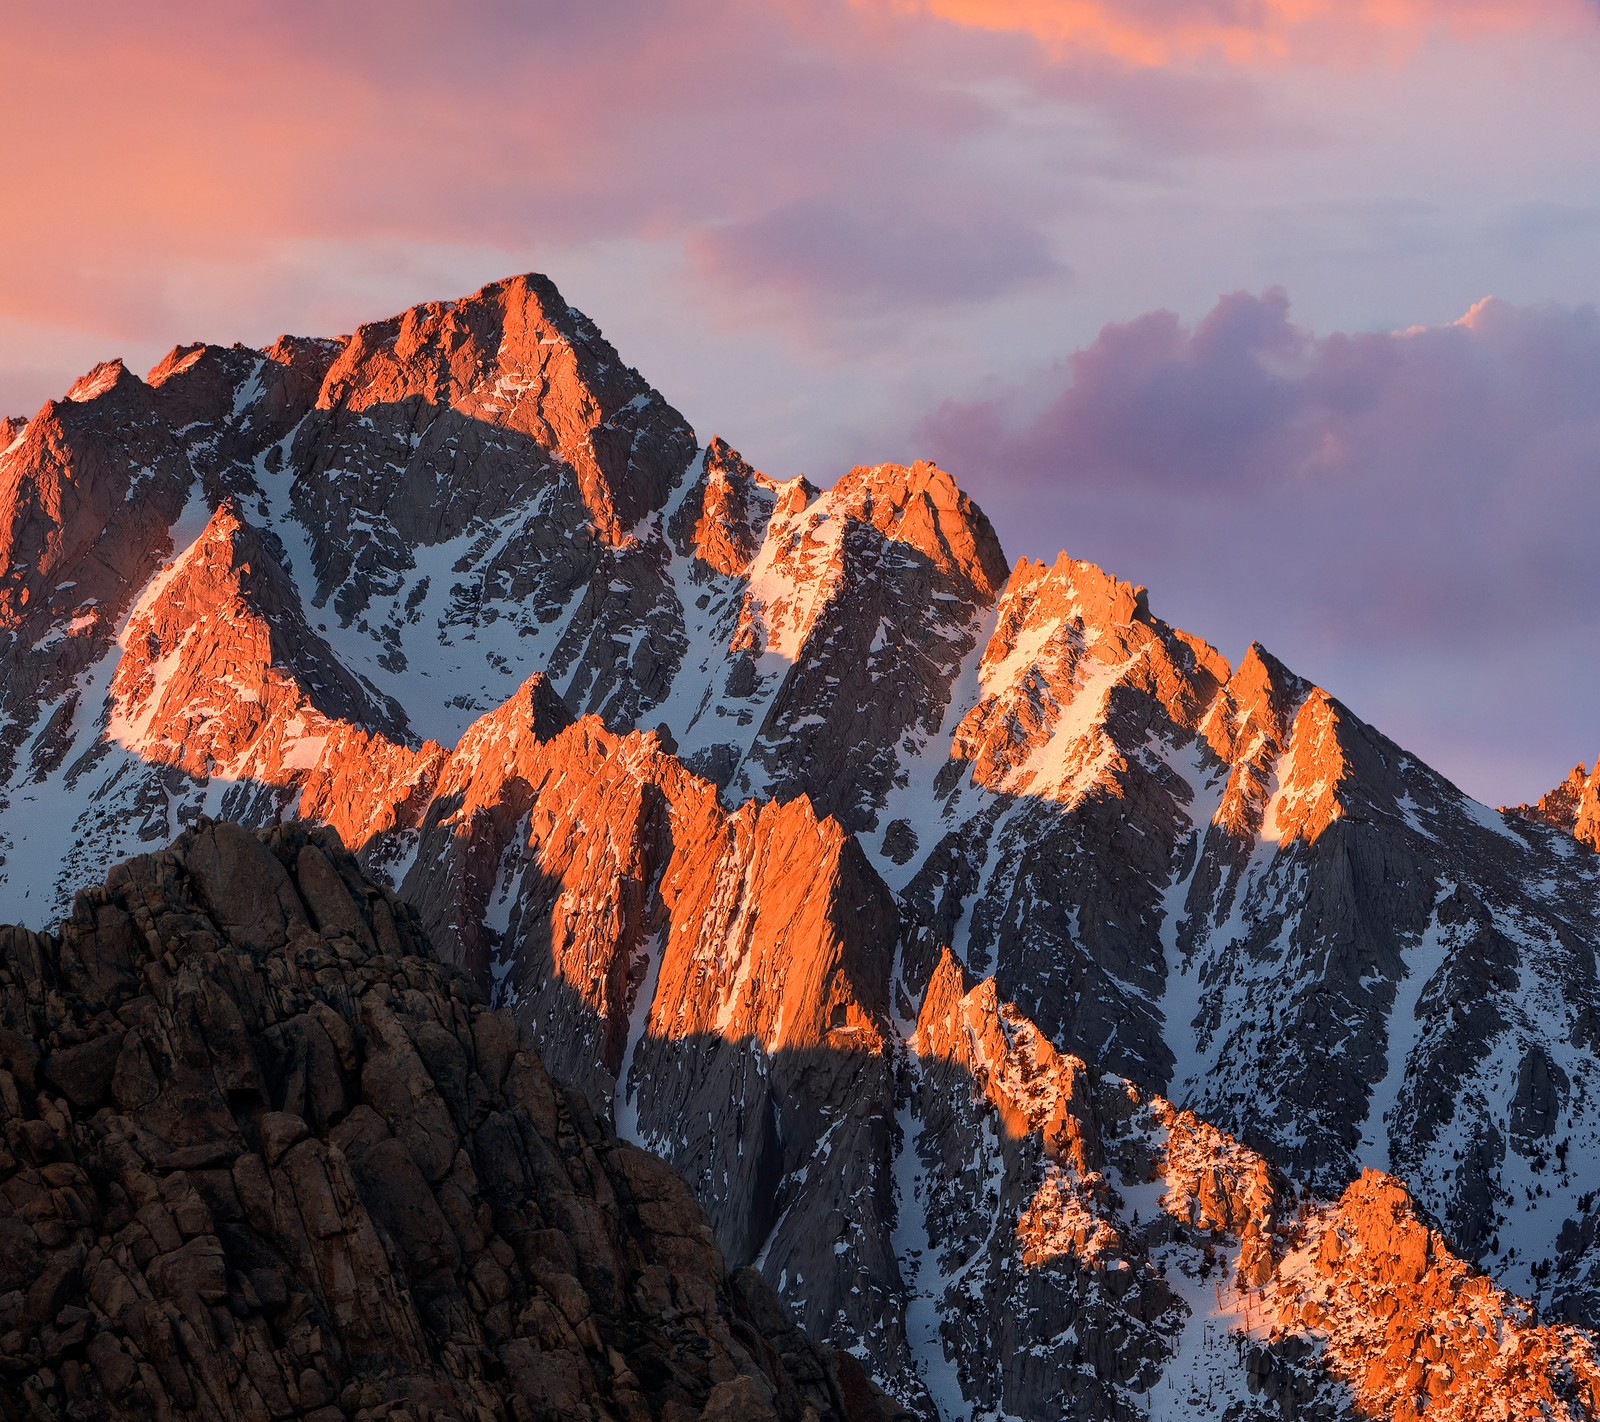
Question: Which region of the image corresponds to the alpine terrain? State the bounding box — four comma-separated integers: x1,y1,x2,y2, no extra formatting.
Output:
2,273,1599,1419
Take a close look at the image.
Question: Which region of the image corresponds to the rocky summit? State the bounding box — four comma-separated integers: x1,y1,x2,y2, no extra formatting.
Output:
1514,761,1600,853
2,272,1600,1418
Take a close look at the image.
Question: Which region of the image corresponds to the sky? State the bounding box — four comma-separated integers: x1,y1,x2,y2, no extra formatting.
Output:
2,0,1599,804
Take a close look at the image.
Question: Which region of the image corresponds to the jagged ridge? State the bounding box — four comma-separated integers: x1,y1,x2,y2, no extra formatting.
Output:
3,271,1600,1418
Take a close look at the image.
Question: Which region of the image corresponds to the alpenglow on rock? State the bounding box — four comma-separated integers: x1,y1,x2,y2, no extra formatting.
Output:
2,271,1600,1418
1512,758,1600,852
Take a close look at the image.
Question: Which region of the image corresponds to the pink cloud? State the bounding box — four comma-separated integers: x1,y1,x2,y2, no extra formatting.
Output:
0,0,1587,365
863,0,1596,65
0,2,1070,348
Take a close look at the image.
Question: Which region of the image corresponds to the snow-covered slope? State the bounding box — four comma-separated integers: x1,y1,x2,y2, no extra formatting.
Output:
2,270,1599,1419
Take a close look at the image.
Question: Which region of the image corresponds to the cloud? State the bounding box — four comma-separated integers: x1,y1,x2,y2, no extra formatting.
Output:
0,0,1355,356
689,197,1063,314
863,0,1595,66
917,292,1600,802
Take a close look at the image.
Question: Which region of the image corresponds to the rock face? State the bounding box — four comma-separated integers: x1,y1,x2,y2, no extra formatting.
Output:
897,949,1600,1420
1513,759,1600,851
371,707,913,1404
0,821,903,1421
3,270,1600,1417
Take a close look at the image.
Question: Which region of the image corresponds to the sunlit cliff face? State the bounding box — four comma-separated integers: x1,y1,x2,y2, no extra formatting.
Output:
7,272,1600,1417
910,945,1600,1419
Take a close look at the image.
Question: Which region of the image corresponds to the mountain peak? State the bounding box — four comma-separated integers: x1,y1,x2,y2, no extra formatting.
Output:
448,671,576,761
1017,552,1148,627
145,342,210,386
831,459,1011,600
670,436,783,576
300,271,698,548
1512,757,1600,851
105,500,410,777
63,358,134,404
1205,640,1312,760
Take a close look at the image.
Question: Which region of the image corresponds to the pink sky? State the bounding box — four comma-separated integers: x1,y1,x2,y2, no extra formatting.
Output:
868,0,1593,63
3,0,1600,803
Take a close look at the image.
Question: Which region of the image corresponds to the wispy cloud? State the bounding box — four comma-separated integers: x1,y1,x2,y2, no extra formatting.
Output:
862,0,1595,65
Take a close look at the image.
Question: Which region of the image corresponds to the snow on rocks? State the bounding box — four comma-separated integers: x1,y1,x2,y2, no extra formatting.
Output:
3,270,1600,1419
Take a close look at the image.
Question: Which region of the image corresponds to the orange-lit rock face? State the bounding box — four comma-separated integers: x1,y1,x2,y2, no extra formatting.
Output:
364,695,905,1331
671,435,782,578
5,270,1600,1419
899,949,1183,1414
376,690,897,1076
905,964,1600,1418
652,795,890,1054
915,947,1100,1172
1263,1172,1600,1421
829,459,1010,603
667,455,1009,831
399,709,680,1072
1199,641,1308,840
1256,688,1350,847
106,501,410,779
0,365,193,748
915,950,1132,1278
310,272,693,544
725,457,1005,666
950,552,1226,802
94,499,445,860
1514,758,1600,851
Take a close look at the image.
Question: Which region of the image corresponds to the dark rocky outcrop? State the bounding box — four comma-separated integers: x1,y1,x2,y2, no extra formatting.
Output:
0,821,908,1422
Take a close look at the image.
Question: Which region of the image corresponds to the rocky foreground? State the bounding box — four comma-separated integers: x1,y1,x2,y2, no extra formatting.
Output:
0,820,905,1422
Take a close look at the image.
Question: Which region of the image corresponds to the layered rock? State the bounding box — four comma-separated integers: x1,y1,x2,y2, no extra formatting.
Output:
0,821,903,1421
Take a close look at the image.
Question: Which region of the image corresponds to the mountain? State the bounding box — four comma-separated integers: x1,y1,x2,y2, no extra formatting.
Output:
0,820,904,1421
1513,760,1600,852
2,271,1599,1417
